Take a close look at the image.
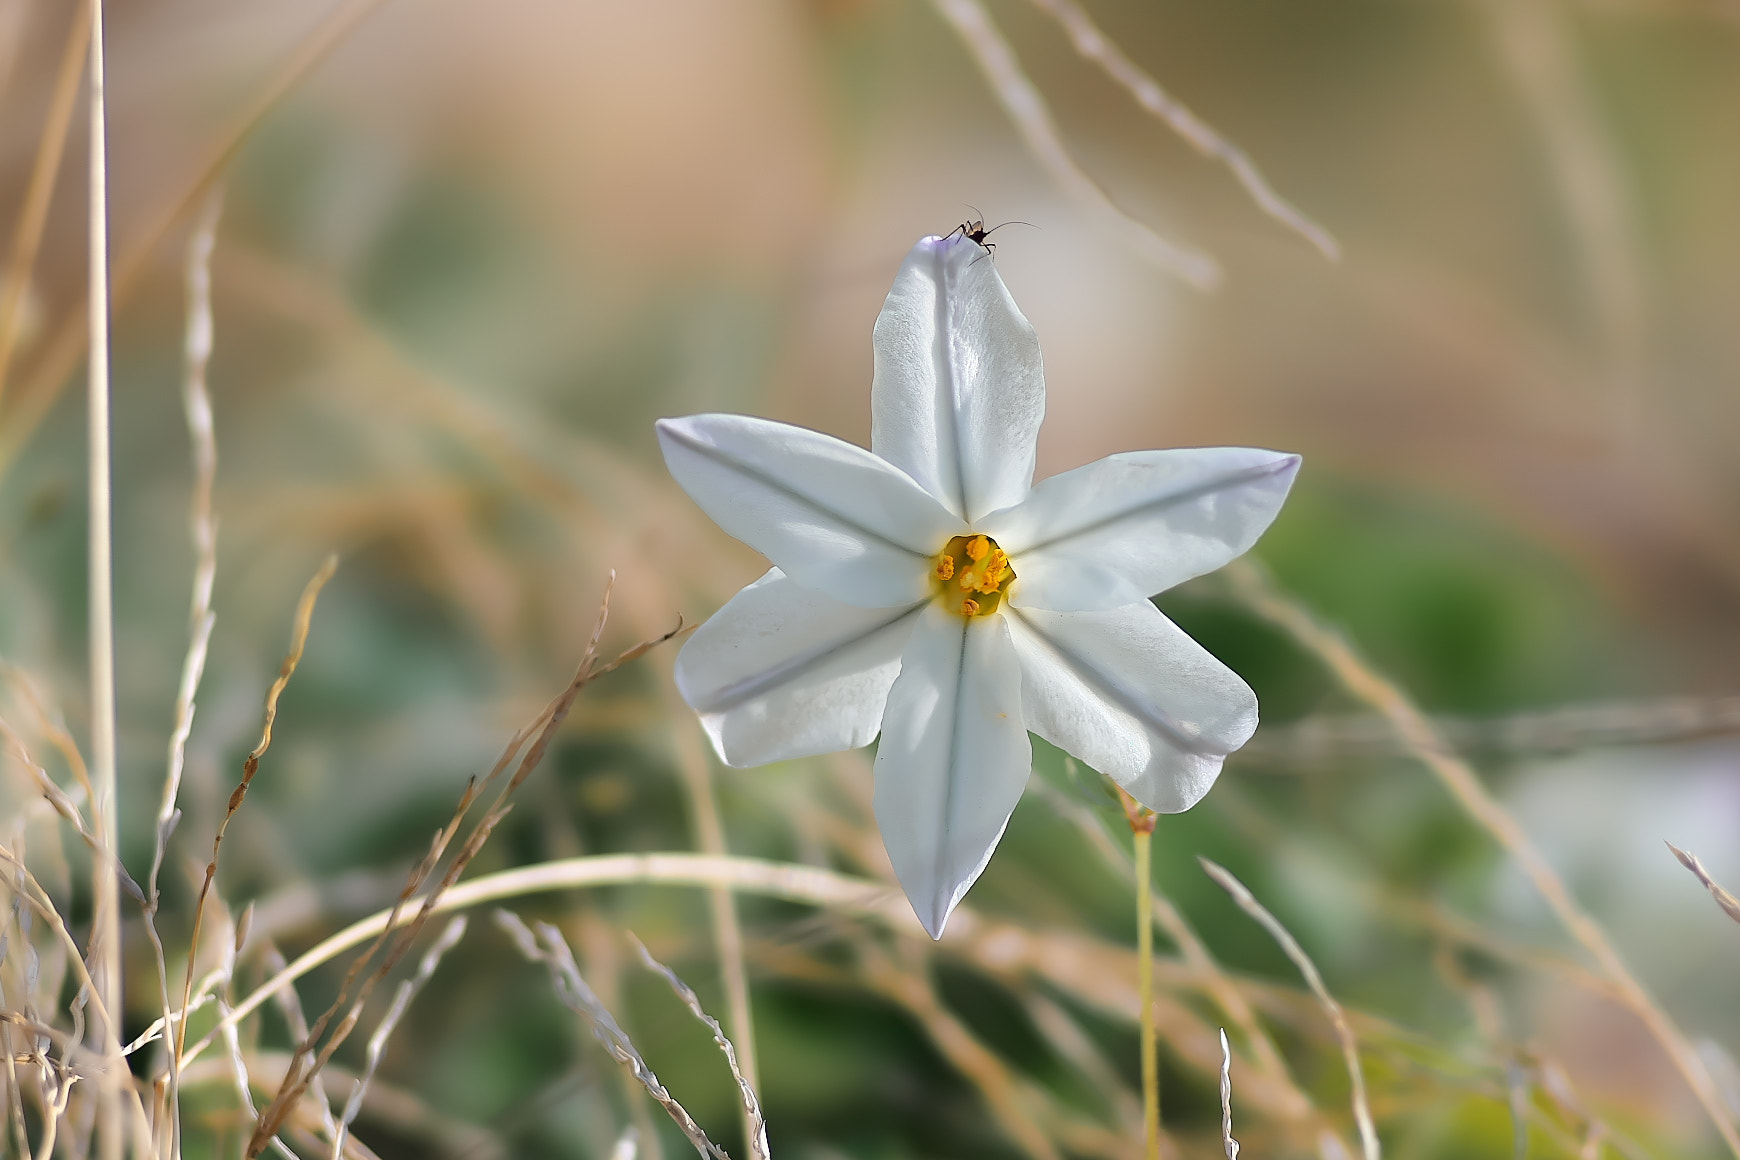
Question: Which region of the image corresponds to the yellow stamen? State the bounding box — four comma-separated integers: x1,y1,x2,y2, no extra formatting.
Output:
931,533,1015,618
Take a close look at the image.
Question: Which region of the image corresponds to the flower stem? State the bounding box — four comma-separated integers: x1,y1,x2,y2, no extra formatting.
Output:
1119,787,1160,1157
1134,823,1159,1156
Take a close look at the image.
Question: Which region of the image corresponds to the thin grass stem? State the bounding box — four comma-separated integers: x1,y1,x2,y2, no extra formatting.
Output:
82,2,126,1155
929,0,1221,288
1226,557,1740,1159
1199,857,1379,1160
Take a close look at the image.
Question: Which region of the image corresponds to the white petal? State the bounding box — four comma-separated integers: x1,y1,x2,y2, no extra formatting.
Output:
983,447,1300,611
874,603,1031,938
658,414,960,607
1006,601,1257,813
871,234,1045,523
675,570,925,767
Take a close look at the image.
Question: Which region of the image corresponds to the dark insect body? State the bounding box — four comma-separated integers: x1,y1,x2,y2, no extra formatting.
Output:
945,209,1034,263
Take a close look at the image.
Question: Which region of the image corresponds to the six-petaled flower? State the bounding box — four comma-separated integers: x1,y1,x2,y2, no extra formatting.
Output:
658,232,1299,937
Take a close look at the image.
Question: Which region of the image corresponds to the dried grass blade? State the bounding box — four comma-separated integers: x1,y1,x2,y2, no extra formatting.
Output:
177,555,338,1071
1200,858,1379,1160
260,942,339,1148
246,591,679,1156
1025,0,1339,261
1219,1028,1240,1160
145,186,225,1160
929,0,1221,288
495,912,730,1160
1667,844,1740,926
1226,557,1740,1159
862,948,1064,1160
668,704,759,1133
330,916,468,1160
629,934,769,1160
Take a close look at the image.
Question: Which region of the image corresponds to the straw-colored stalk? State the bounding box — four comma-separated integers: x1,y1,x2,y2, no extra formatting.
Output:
1226,557,1740,1159
1200,857,1379,1160
82,2,127,1155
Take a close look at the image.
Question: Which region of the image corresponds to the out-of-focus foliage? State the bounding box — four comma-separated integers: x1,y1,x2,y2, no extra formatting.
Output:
2,1,1739,1158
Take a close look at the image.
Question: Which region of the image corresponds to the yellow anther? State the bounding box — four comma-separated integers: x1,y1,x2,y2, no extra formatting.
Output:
932,534,1016,618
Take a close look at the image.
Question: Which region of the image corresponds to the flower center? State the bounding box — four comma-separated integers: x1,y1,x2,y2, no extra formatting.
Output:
932,534,1015,618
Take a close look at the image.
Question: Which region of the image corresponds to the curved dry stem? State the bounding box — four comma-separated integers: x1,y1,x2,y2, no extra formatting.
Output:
1226,557,1740,1159
177,556,338,1072
667,701,761,1132
929,0,1221,288
1201,858,1379,1160
1025,0,1339,261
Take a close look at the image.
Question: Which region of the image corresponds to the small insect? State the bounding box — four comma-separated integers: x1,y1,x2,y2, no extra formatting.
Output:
945,208,1034,263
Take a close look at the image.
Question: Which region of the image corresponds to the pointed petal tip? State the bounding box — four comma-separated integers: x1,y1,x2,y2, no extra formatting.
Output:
915,893,954,941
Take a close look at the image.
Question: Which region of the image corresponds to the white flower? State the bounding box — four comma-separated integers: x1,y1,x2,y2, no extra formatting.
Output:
657,234,1299,938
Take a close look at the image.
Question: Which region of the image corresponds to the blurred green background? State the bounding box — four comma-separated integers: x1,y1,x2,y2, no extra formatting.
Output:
2,0,1739,1156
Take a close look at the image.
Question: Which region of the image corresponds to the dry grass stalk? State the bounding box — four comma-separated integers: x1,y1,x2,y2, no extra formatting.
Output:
199,846,1311,1123
0,845,154,1149
0,0,398,479
0,717,139,904
215,918,296,1160
1245,693,1740,764
1219,1029,1240,1160
1024,0,1340,261
242,583,680,1156
2,831,39,1158
143,186,225,1160
80,4,127,1154
861,945,1064,1160
628,933,770,1160
1199,858,1380,1160
668,704,761,1126
0,1,90,408
495,912,733,1159
929,0,1221,288
1226,557,1740,1158
257,941,339,1148
330,916,468,1160
176,553,339,1077
1667,844,1740,926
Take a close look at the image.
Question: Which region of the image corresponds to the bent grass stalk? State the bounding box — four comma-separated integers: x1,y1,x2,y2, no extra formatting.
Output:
176,555,339,1071
1200,857,1379,1160
1226,557,1740,1159
930,0,1221,288
243,590,680,1157
1024,0,1340,262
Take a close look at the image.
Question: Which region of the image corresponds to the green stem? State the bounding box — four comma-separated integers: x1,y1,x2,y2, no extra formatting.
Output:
1135,821,1159,1157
